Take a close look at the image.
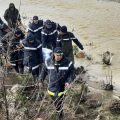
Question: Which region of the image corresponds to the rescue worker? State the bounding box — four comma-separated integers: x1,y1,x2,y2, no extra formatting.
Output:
28,16,43,43
41,20,61,50
23,33,43,80
4,3,21,28
39,47,75,120
57,26,84,62
10,28,25,73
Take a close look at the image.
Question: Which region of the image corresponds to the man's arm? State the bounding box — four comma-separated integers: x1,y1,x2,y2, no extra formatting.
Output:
65,61,75,88
71,33,84,50
41,30,48,48
56,35,62,47
56,23,61,31
39,63,48,82
37,41,43,64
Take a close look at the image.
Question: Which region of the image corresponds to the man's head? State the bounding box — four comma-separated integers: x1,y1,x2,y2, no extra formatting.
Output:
27,33,35,43
9,3,15,11
53,47,63,61
60,26,67,35
33,16,39,24
15,29,22,38
44,20,52,29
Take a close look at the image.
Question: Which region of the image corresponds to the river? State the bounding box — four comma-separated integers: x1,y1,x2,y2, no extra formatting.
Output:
0,0,120,94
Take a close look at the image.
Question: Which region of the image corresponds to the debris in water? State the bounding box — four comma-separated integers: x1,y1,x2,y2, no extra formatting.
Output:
102,51,113,65
103,84,113,91
75,66,86,75
103,70,113,91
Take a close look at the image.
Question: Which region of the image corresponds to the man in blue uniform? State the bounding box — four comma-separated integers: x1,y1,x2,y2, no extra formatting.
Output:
57,26,84,62
41,20,61,50
23,33,43,80
39,47,75,119
28,16,43,43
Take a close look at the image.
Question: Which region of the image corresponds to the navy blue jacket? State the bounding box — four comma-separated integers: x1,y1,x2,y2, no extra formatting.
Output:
41,22,61,50
23,38,43,70
57,32,84,62
40,56,75,94
28,20,43,42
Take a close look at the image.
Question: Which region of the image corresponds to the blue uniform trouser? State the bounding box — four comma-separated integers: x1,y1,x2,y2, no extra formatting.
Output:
50,95,64,113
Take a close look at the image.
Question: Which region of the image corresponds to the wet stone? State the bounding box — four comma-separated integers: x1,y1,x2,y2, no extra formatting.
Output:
85,99,102,108
102,51,113,65
103,84,113,91
75,66,86,75
109,99,120,114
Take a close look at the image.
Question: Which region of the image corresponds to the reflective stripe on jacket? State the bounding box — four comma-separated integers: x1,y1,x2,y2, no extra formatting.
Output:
40,57,75,95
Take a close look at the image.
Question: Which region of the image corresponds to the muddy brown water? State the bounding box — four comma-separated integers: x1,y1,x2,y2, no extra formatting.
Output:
0,0,120,95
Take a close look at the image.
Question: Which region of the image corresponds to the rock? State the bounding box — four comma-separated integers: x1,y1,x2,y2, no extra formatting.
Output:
103,84,113,91
102,51,113,65
109,99,120,114
75,52,85,58
75,66,86,75
86,99,102,108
